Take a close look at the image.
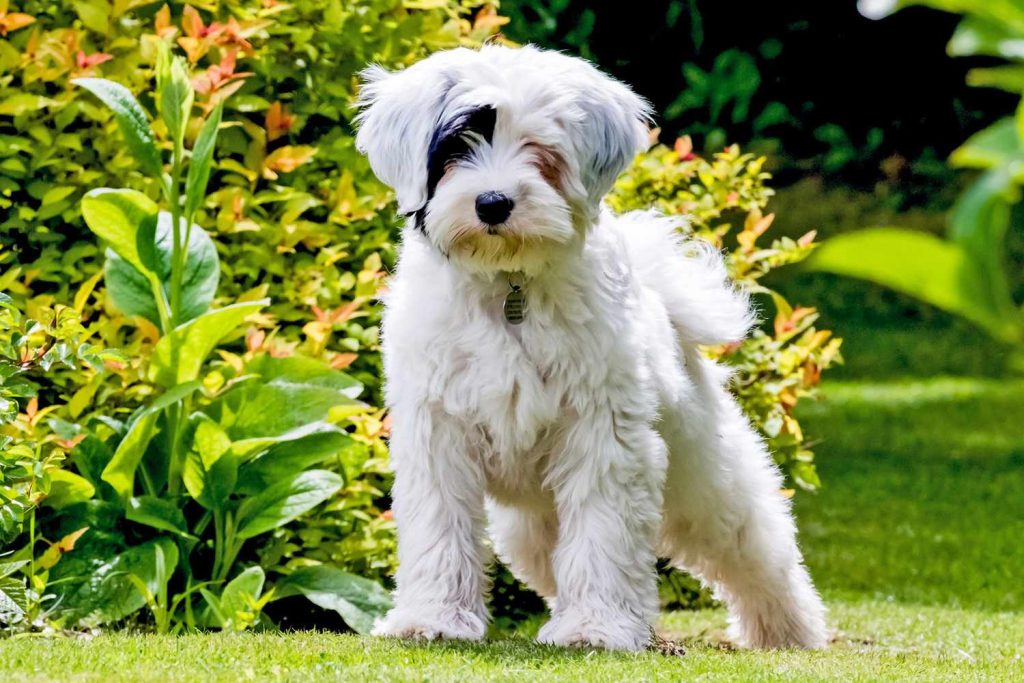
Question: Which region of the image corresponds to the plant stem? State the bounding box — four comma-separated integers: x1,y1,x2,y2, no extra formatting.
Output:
168,149,184,326
212,508,225,581
148,275,172,335
214,512,242,583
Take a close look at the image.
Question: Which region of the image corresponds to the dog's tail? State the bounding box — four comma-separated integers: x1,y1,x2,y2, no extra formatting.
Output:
618,210,755,346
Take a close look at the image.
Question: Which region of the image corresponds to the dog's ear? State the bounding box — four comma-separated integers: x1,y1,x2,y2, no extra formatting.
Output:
355,63,449,216
566,64,652,206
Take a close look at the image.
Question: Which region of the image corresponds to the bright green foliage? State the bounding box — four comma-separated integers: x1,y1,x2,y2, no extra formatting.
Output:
810,0,1024,348
0,301,121,629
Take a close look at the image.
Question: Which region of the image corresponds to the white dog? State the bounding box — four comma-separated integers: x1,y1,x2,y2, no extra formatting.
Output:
355,44,827,652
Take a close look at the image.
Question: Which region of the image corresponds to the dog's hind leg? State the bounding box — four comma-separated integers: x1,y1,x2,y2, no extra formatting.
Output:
657,349,828,649
488,501,558,600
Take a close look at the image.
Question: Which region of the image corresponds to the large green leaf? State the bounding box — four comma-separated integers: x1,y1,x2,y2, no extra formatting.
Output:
947,171,1019,327
132,538,178,602
105,212,220,328
125,496,192,539
182,416,238,510
949,118,1024,177
806,228,1021,343
73,78,162,176
235,470,342,540
274,566,391,635
80,189,160,273
235,424,354,495
66,539,178,625
101,381,201,500
185,104,223,220
44,470,95,509
148,301,267,388
205,355,362,441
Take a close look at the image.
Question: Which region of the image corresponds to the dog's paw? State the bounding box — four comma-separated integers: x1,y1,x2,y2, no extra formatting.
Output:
372,606,487,643
537,609,650,652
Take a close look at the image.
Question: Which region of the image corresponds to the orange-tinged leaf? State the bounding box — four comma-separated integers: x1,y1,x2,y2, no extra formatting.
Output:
330,353,358,370
265,101,295,142
155,4,175,38
0,11,35,36
674,135,696,160
39,527,89,570
76,50,112,70
246,327,266,352
24,396,38,422
181,4,204,38
473,4,509,32
262,145,316,178
774,306,815,337
802,361,821,387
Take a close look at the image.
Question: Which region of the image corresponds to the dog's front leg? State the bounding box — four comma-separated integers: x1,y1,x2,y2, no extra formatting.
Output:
373,408,488,642
537,409,666,651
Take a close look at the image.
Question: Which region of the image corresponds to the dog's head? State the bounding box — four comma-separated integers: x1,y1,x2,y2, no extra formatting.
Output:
355,45,651,274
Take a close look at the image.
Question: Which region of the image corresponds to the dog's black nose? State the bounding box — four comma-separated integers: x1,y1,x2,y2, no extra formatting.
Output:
475,192,514,225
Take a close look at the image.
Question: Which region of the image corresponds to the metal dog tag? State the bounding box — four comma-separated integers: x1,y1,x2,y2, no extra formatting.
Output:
504,273,526,325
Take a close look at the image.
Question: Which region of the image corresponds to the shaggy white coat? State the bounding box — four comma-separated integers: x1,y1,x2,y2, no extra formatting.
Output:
355,44,828,651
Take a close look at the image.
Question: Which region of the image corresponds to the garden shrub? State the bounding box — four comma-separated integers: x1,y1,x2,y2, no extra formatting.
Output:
1,1,839,632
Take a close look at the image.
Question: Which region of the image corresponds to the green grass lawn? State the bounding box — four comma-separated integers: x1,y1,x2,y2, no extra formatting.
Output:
3,376,1023,681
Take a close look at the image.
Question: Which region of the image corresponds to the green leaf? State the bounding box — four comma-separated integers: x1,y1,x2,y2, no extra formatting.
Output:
235,470,343,540
67,539,177,624
128,539,178,609
968,64,1024,94
148,301,267,388
200,588,226,627
806,228,1021,343
73,0,110,34
44,470,96,509
949,118,1024,176
73,78,162,176
0,561,30,580
105,212,219,327
0,576,28,625
81,188,160,273
274,566,391,635
0,94,58,116
235,423,354,495
185,104,223,220
220,566,265,628
948,171,1019,331
157,45,194,156
126,496,191,538
183,416,238,510
101,381,202,500
205,355,363,441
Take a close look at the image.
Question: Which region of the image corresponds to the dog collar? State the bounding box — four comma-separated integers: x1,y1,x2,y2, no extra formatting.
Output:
503,272,526,325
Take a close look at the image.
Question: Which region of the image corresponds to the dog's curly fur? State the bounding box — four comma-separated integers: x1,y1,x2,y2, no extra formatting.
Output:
355,44,828,651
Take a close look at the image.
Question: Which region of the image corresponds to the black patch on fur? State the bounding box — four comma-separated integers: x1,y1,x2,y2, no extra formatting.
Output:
411,206,427,233
425,105,496,201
